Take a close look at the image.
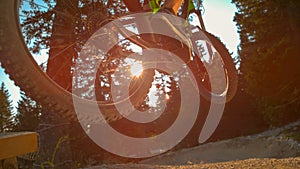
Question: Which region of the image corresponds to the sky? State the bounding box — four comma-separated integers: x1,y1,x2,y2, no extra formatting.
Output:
0,0,240,113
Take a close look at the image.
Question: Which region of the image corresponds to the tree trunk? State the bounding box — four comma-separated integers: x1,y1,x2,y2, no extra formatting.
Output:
36,0,78,168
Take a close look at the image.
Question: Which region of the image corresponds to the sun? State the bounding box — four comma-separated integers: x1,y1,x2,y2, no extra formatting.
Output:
130,62,143,77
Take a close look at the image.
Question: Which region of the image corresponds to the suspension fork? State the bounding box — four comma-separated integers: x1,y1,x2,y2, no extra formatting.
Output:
195,9,206,32
181,0,206,31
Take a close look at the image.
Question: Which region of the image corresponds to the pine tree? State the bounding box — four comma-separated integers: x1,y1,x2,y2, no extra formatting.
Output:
20,0,133,166
0,82,14,132
14,91,41,132
233,0,300,125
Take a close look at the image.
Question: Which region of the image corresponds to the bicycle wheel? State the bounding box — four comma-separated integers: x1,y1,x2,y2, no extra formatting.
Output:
0,0,239,162
0,0,154,123
194,30,238,103
143,22,238,103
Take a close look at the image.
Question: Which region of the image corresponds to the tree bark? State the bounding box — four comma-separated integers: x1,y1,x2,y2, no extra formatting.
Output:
36,0,78,168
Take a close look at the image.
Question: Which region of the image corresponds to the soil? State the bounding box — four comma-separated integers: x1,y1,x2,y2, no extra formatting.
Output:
91,157,300,168
85,121,300,168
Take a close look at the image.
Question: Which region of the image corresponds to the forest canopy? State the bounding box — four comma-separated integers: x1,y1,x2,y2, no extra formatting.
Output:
233,0,300,125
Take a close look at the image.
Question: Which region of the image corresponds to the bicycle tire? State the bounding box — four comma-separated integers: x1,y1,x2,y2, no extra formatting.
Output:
0,0,237,123
0,0,154,123
143,13,238,103
201,31,238,102
152,27,238,103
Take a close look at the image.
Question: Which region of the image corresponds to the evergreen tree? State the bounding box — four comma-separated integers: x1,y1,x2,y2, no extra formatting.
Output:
233,0,300,125
20,0,136,166
14,91,41,132
0,82,14,132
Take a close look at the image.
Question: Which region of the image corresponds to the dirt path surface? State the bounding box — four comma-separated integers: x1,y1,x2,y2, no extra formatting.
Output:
138,121,300,165
139,134,299,165
93,157,300,168
86,121,300,168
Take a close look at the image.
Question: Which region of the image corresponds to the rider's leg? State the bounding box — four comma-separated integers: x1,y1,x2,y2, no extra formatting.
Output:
123,0,184,14
163,0,184,14
123,0,143,12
